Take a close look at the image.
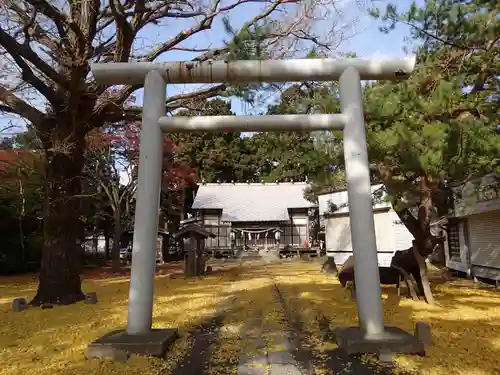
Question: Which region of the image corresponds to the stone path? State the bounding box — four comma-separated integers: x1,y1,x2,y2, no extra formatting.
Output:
236,294,304,375
166,258,418,375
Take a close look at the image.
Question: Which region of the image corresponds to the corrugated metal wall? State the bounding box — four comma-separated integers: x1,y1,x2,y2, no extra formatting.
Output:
468,211,500,270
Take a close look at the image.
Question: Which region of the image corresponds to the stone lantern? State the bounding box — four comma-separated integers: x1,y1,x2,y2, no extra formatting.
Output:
174,222,215,277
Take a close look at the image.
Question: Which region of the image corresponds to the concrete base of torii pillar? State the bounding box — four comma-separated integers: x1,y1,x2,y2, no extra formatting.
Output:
333,323,432,361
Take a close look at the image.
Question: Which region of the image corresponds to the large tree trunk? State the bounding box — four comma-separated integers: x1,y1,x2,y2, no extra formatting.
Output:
92,229,98,254
18,180,26,268
31,133,86,306
378,169,443,304
105,234,111,260
390,243,439,304
412,244,435,304
112,212,121,271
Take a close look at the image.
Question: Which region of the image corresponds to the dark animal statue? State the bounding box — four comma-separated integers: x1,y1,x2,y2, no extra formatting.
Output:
391,249,423,293
338,262,401,287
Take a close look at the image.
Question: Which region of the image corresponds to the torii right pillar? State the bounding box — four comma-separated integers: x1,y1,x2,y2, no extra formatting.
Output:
333,66,432,359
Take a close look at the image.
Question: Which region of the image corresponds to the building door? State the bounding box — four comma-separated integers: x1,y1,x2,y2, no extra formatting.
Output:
447,218,461,261
468,211,500,270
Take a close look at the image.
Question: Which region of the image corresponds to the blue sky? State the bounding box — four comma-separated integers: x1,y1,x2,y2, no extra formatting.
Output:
133,0,420,115
0,0,420,135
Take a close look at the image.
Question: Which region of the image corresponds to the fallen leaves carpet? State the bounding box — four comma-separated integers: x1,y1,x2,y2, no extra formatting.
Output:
1,260,500,375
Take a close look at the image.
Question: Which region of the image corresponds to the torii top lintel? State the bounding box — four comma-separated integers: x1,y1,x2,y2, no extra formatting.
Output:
90,56,416,86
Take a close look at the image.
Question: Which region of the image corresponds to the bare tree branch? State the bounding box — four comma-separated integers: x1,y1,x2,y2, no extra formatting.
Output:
0,0,349,131
0,26,70,90
101,83,228,123
142,0,282,62
0,84,44,124
109,0,135,63
164,84,228,106
97,0,316,123
21,0,78,49
9,50,62,106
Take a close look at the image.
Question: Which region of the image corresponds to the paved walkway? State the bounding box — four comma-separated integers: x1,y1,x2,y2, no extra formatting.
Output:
167,258,417,375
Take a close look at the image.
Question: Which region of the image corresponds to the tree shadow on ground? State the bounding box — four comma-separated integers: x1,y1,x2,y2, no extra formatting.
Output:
217,260,500,375
289,262,500,375
153,264,419,375
2,261,500,375
0,264,248,375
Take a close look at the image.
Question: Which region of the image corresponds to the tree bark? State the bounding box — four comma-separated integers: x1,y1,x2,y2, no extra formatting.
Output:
30,133,86,306
412,244,435,304
92,229,98,254
18,180,26,269
112,212,121,271
105,234,111,260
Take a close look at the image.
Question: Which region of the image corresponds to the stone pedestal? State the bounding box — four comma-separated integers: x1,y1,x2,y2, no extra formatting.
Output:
86,328,178,360
333,323,430,356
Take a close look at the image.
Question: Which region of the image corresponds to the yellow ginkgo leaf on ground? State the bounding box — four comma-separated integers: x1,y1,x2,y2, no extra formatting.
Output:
1,261,499,375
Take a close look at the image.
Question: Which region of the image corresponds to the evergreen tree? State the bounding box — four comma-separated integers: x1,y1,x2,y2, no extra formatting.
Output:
366,0,499,254
279,0,499,302
170,99,253,183
244,84,340,183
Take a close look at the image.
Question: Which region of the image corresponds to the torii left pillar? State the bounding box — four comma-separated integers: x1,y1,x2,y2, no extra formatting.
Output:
86,70,178,361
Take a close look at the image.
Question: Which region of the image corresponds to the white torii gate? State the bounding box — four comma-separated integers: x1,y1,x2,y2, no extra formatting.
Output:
89,56,430,358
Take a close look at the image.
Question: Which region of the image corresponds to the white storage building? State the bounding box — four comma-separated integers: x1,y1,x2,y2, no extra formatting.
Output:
318,184,414,267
